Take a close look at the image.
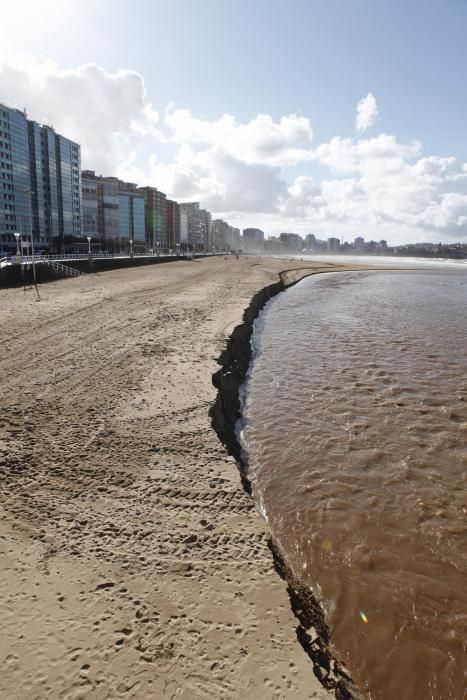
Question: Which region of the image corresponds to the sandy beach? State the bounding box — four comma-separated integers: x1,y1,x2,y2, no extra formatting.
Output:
0,257,368,699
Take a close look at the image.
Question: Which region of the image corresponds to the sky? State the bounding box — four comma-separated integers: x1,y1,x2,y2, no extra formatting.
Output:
1,0,467,244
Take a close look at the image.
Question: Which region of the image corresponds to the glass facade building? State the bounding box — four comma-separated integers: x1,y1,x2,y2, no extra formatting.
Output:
0,106,33,251
0,102,81,253
119,191,145,242
101,178,119,239
56,133,81,240
82,173,99,237
82,171,145,242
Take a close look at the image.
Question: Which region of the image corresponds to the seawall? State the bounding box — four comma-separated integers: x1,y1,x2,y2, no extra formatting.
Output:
0,255,206,287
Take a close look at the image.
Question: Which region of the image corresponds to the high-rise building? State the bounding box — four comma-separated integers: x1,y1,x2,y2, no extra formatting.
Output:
327,237,340,252
166,199,181,248
227,226,240,250
118,180,145,243
118,190,145,243
212,219,229,250
354,236,365,252
180,209,188,246
81,173,99,238
99,177,119,240
242,228,264,252
211,219,240,251
82,172,145,242
199,208,212,249
0,102,81,252
305,234,317,250
280,232,303,252
264,236,282,253
0,106,30,251
82,172,118,240
179,202,204,248
138,187,167,249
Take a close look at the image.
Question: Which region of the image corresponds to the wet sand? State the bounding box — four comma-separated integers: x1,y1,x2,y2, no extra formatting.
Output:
0,257,373,699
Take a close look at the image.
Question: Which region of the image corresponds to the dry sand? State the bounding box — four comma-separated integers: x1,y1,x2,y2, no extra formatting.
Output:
0,257,369,699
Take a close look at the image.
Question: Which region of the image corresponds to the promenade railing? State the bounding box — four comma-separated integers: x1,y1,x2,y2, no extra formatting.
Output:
1,250,217,266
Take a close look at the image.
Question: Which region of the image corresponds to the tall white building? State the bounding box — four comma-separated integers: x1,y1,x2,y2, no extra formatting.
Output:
199,208,212,249
180,209,188,243
354,236,365,252
179,202,204,247
242,228,264,252
228,226,240,250
280,232,303,251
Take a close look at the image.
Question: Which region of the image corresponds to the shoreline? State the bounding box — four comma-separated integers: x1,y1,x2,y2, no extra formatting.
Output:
0,258,377,698
230,265,467,700
211,267,368,699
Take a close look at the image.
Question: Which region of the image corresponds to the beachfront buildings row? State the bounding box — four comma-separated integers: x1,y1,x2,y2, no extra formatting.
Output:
0,103,81,253
0,101,240,254
80,172,240,251
212,218,241,251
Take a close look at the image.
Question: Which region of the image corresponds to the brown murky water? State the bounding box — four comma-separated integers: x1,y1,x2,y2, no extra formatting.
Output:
241,270,467,700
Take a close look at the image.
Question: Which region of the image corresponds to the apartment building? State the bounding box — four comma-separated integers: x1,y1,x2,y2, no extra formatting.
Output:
180,209,188,245
82,172,145,242
179,202,204,248
354,236,365,252
280,232,303,252
118,181,145,243
211,220,241,251
0,102,81,252
211,219,229,250
166,199,181,248
227,225,240,250
82,171,118,240
199,208,212,249
327,237,340,252
138,186,167,249
242,227,264,252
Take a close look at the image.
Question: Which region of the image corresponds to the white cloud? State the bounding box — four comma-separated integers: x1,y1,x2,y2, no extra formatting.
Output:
0,55,158,175
419,192,467,230
143,109,312,213
356,92,378,132
282,133,467,237
1,44,466,242
163,108,314,166
313,133,421,175
149,146,287,213
153,94,467,238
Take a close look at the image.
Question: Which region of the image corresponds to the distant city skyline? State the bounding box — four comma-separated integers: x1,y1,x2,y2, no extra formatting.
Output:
1,0,467,244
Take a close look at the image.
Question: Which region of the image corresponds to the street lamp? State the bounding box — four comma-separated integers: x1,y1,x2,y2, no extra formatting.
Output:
87,236,92,257
14,232,21,257
129,239,133,258
156,241,160,256
24,189,38,288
